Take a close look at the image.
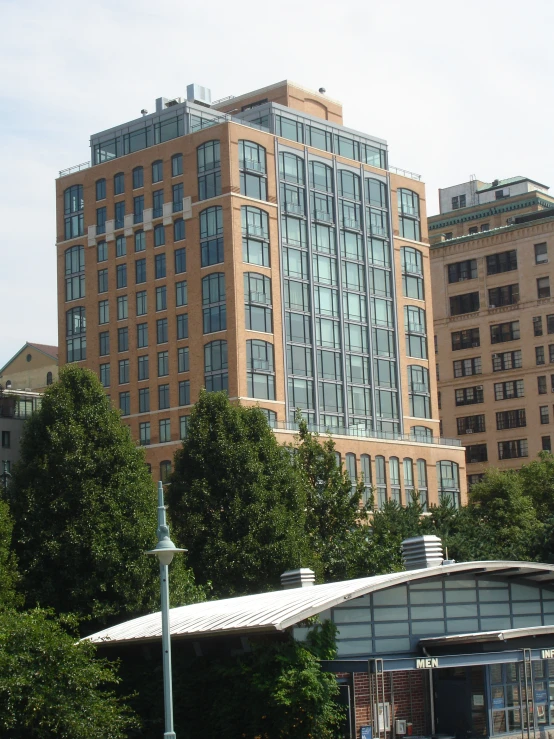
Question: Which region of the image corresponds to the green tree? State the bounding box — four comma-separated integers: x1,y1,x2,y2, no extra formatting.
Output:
0,608,138,738
519,452,554,520
292,420,370,581
8,366,202,631
168,391,311,597
0,496,19,608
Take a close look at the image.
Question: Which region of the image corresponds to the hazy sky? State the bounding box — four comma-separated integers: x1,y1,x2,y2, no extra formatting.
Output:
1,0,553,368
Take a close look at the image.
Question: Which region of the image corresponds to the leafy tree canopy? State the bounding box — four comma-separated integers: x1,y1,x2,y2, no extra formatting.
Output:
0,608,138,739
0,495,20,608
168,391,312,598
8,366,203,632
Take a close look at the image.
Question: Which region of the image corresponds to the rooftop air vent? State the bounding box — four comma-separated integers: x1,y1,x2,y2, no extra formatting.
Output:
492,179,500,187
280,568,316,589
401,536,444,571
186,83,212,107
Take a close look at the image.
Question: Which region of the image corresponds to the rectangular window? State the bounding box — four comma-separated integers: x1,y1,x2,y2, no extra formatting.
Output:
158,350,169,377
119,391,130,416
139,388,150,412
114,173,125,195
178,346,189,373
1,431,10,449
450,292,480,316
543,436,552,451
465,444,488,463
97,269,108,293
98,299,109,325
486,250,517,275
99,363,110,388
175,248,186,274
156,286,167,311
453,357,482,377
538,277,551,299
488,284,519,307
96,179,106,200
96,206,107,234
97,241,108,262
135,230,145,252
155,253,166,279
540,406,550,424
173,183,184,212
534,316,544,336
496,409,526,429
538,376,547,394
137,323,148,348
157,318,168,343
117,295,128,320
455,386,484,406
116,264,127,289
99,331,110,356
535,242,548,264
158,384,170,410
118,327,128,352
498,439,528,460
118,358,129,384
172,153,183,177
537,346,546,365
116,235,126,257
490,321,520,344
177,314,188,340
138,355,149,380
153,189,164,218
494,379,524,400
456,414,486,434
492,350,522,372
139,422,150,446
135,259,147,284
179,380,190,406
451,328,480,351
448,259,477,283
159,419,171,443
133,167,144,189
176,281,187,307
134,195,144,224
114,201,125,229
136,291,147,316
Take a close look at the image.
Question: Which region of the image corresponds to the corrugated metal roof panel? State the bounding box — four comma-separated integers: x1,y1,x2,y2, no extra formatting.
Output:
86,561,554,645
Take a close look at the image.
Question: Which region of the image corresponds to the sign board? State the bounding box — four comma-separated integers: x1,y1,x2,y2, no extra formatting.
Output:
361,727,372,739
472,694,484,707
416,657,439,669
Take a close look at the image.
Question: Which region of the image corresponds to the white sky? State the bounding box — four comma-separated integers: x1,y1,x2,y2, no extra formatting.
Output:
2,0,553,368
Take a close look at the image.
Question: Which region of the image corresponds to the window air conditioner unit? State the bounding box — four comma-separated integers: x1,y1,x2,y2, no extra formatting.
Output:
466,429,474,434
489,305,496,309
472,342,479,347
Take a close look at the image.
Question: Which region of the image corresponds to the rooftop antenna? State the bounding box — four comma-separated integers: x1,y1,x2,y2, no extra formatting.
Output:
318,87,326,94
141,109,148,116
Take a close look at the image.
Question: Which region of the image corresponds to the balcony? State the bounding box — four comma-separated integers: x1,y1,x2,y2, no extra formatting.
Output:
240,158,265,174
272,420,461,446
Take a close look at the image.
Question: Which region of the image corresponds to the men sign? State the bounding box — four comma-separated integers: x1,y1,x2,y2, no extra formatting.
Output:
416,658,439,669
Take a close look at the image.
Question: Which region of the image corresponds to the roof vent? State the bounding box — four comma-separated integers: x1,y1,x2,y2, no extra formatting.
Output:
402,536,444,571
492,179,500,187
280,568,316,589
186,83,212,107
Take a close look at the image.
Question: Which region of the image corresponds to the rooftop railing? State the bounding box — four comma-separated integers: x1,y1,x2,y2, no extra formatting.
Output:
389,165,422,181
59,161,91,178
272,420,461,446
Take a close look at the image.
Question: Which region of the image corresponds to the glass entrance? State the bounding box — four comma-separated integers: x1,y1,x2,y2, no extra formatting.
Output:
489,660,554,734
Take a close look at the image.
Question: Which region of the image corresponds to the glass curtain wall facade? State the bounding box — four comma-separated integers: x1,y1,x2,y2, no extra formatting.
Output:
278,146,400,436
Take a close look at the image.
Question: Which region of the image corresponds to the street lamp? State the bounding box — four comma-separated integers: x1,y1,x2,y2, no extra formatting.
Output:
146,480,186,739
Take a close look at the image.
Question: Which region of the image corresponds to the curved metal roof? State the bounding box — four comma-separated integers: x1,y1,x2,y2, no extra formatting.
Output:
86,561,554,646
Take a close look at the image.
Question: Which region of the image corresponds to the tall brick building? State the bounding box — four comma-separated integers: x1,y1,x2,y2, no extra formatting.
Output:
56,80,465,505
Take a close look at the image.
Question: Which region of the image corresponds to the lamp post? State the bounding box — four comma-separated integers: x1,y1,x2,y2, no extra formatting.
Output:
146,481,186,739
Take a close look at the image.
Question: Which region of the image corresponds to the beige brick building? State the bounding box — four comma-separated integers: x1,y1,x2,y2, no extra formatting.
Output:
429,176,554,486
55,80,466,506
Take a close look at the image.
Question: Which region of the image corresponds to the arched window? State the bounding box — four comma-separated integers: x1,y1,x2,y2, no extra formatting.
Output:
242,206,270,266
408,366,431,419
437,461,460,509
360,454,372,505
398,188,421,241
375,456,386,509
160,461,172,484
345,453,357,494
204,340,228,392
279,152,304,184
152,160,163,183
338,170,361,201
200,206,223,266
410,426,433,442
417,459,428,510
258,409,277,428
404,305,427,358
154,224,165,247
403,458,414,502
389,457,401,505
247,340,275,399
244,272,272,333
309,161,333,192
95,178,106,201
202,273,226,334
46,371,53,386
63,185,84,239
65,245,85,301
365,178,387,209
132,166,144,189
197,141,221,201
114,172,124,195
401,246,424,300
66,306,86,363
239,141,267,200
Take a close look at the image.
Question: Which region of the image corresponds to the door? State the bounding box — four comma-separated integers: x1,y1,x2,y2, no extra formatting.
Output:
435,667,473,738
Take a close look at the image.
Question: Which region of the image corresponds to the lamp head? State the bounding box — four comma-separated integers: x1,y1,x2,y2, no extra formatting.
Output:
145,525,187,566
